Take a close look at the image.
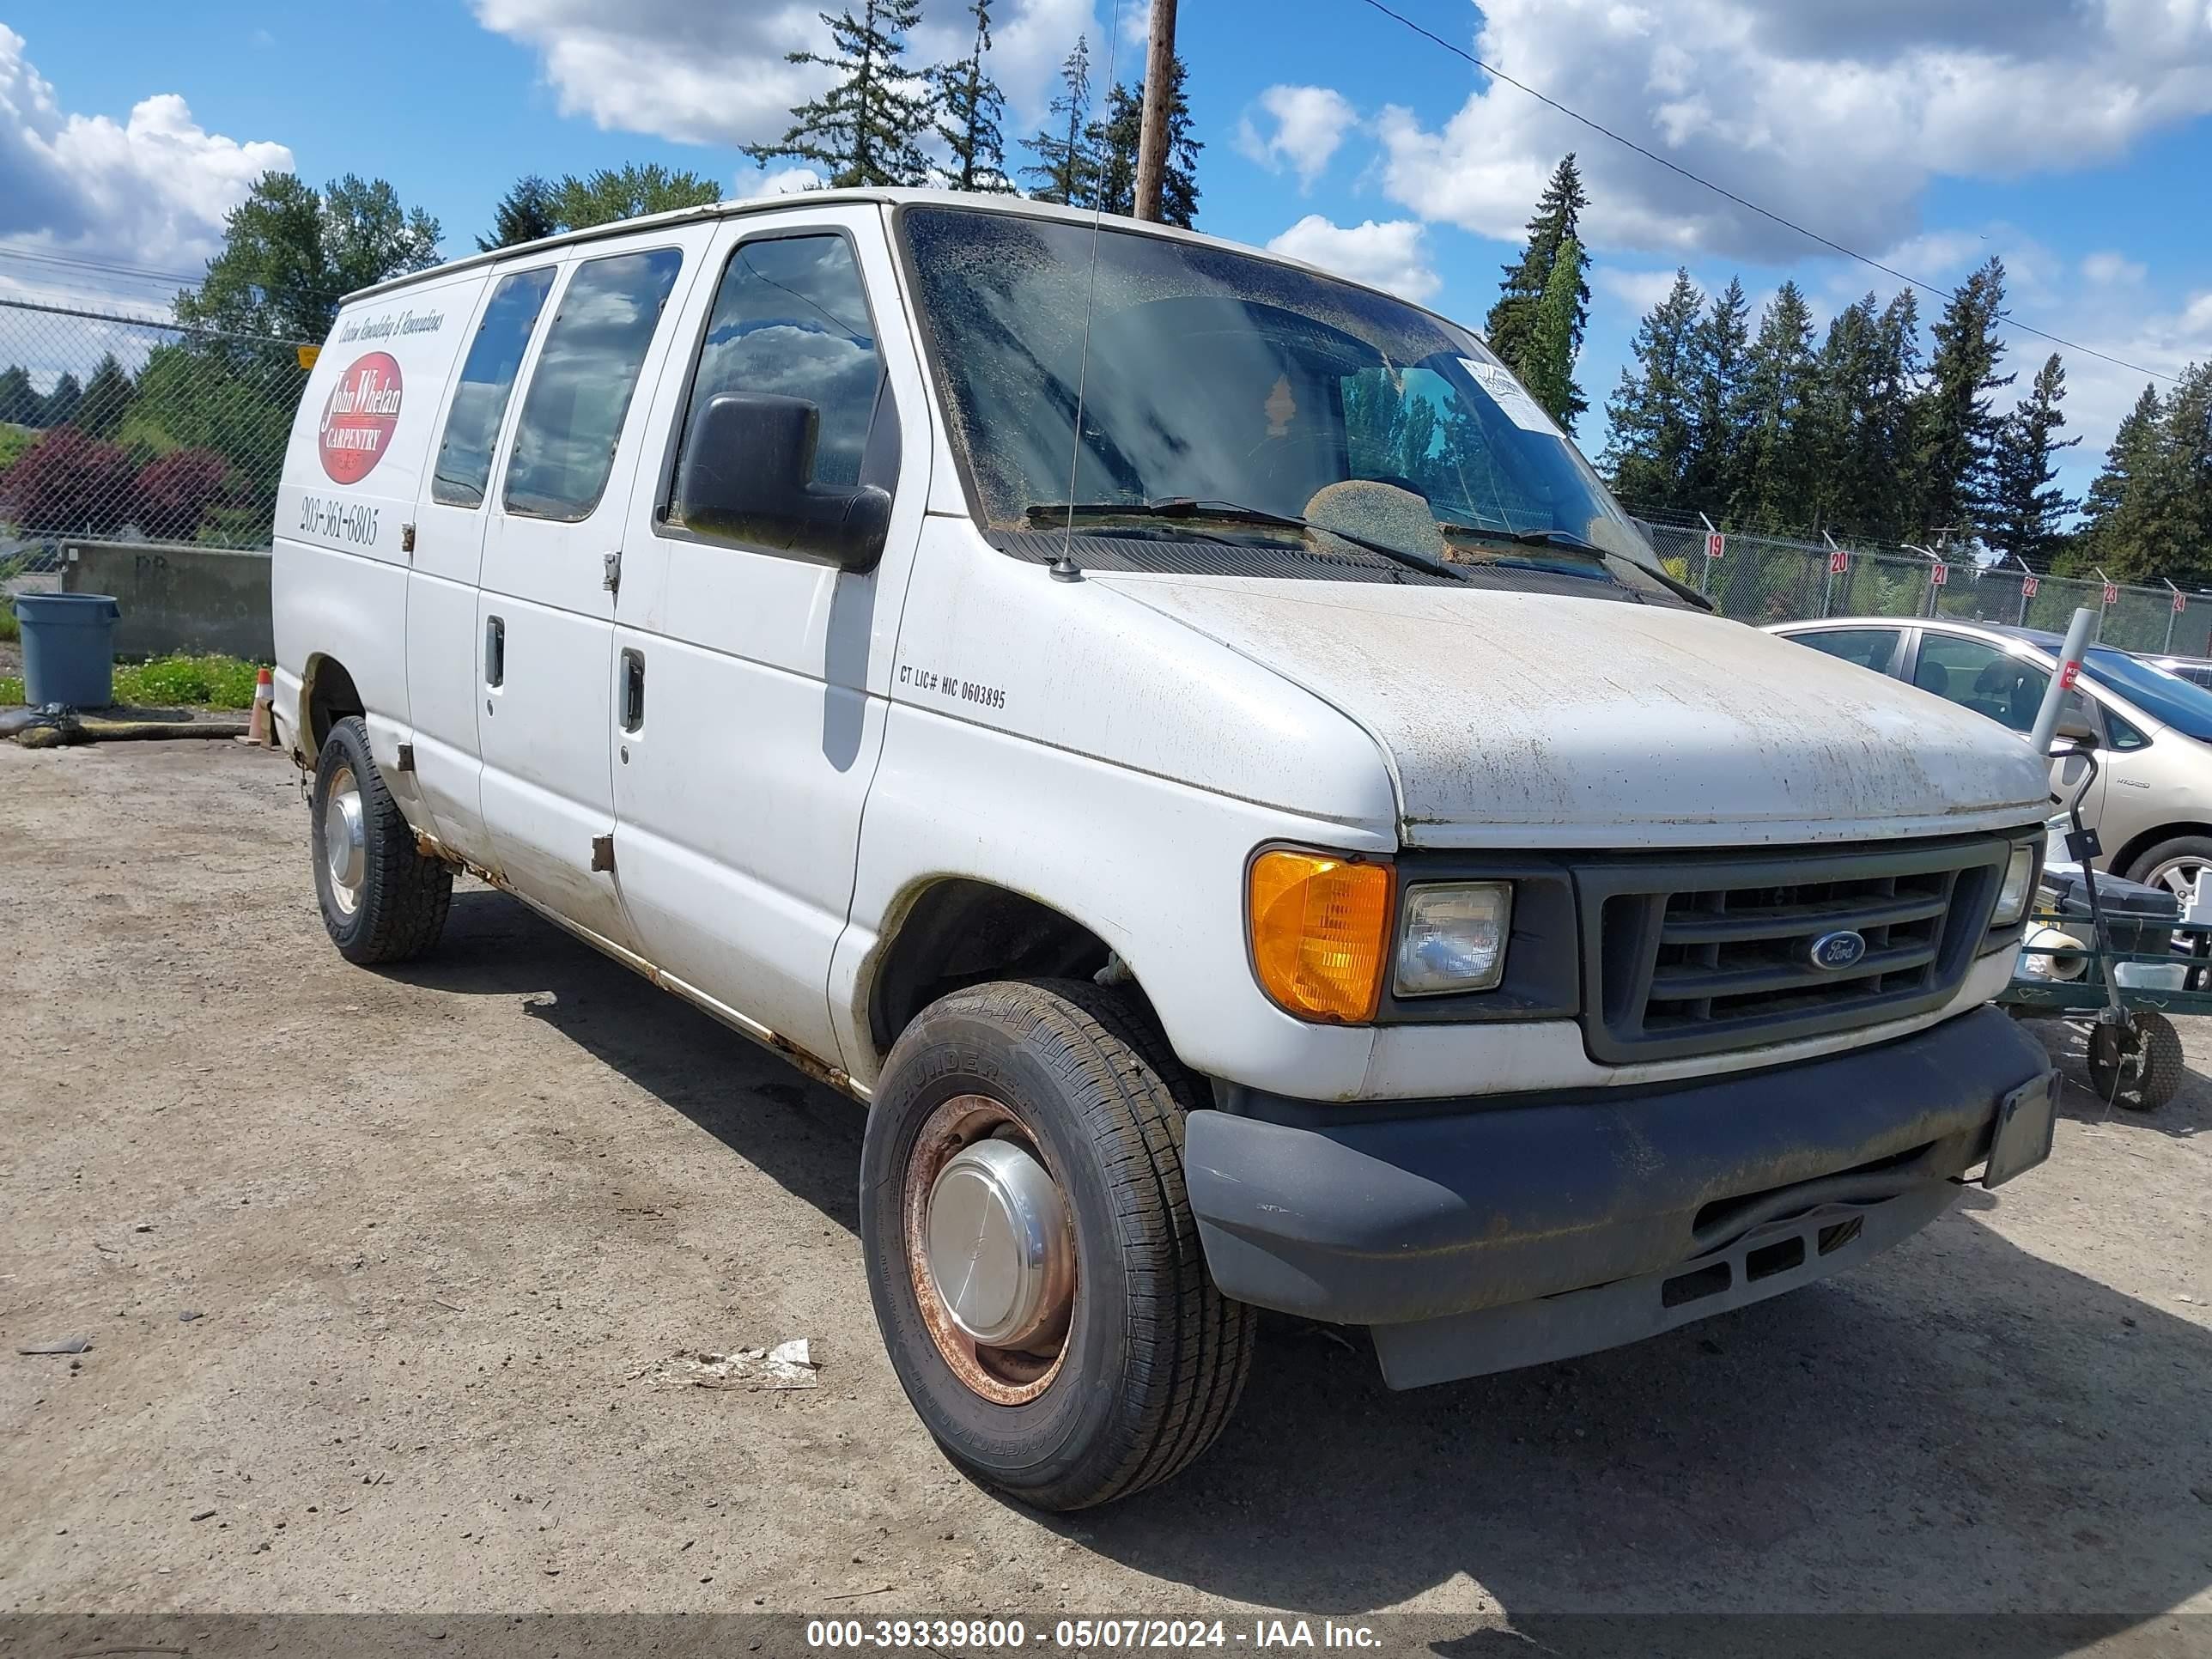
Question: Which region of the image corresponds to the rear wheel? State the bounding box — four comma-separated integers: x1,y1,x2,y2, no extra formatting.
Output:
859,978,1253,1511
310,715,451,965
2124,835,2212,902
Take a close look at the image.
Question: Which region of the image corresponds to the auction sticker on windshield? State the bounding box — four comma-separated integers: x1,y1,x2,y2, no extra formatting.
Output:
319,352,404,483
1459,358,1558,436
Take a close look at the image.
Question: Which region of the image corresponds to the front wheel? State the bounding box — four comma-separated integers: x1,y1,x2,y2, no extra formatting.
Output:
2087,1013,2185,1112
310,715,452,965
2123,835,2212,902
859,979,1254,1511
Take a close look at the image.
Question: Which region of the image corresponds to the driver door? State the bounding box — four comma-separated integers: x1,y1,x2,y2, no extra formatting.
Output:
1905,629,2105,837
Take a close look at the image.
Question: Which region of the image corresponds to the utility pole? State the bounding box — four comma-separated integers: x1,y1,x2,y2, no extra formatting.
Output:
1133,0,1179,222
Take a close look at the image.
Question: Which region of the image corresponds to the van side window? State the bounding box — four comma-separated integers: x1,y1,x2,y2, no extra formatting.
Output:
505,247,684,522
432,267,556,508
668,234,893,526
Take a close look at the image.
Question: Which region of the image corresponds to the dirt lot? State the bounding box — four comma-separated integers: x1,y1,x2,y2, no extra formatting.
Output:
3,741,2209,1638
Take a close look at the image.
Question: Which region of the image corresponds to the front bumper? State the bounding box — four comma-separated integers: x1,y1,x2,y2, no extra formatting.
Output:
1185,1006,2055,1385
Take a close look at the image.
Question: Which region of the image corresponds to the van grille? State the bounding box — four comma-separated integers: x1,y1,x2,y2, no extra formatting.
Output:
1578,837,2012,1064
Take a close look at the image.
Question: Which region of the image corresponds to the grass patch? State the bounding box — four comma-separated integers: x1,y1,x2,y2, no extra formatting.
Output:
0,603,16,644
0,653,264,708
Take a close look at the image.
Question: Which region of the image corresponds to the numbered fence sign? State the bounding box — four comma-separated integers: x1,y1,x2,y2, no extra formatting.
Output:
1705,531,1725,561
2021,574,2040,599
1930,562,1949,587
2104,582,2121,605
2175,590,2190,615
1827,549,1849,575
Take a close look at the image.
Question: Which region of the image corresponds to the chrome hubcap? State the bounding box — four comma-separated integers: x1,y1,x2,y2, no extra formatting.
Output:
904,1095,1077,1405
322,763,367,915
2144,858,2206,902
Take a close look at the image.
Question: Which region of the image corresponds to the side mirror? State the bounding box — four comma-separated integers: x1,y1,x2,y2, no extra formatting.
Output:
2053,709,2099,749
672,392,891,570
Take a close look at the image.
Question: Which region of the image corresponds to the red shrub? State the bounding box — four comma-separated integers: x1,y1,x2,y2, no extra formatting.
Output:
0,426,135,536
132,447,231,542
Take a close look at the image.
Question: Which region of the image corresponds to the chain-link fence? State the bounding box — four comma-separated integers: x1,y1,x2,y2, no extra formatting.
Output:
1633,515,2212,658
0,296,312,573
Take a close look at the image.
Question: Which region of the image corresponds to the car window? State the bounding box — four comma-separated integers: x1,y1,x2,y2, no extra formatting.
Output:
2106,708,2149,750
1912,633,2086,734
1786,628,1900,673
432,266,556,509
505,247,684,522
665,234,893,530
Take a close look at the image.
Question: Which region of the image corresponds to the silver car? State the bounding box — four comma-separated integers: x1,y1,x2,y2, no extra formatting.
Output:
1769,616,2212,896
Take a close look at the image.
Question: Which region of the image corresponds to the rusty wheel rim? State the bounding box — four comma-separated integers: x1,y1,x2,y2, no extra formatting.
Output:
902,1093,1076,1406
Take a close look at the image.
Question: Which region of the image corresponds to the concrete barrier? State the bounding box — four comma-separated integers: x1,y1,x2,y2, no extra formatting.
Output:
59,540,273,661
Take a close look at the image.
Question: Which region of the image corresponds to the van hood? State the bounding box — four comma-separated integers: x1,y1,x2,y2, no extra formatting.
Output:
1094,574,2051,848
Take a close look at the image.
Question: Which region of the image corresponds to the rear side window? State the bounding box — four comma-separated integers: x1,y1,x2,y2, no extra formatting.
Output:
670,234,891,507
505,247,684,522
1789,627,1900,673
432,266,556,508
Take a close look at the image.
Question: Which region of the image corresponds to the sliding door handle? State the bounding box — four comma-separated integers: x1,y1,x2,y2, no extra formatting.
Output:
484,616,505,687
619,647,645,733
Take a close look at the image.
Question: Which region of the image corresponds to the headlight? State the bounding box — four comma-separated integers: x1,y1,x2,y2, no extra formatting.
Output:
1992,843,2037,929
1395,881,1512,996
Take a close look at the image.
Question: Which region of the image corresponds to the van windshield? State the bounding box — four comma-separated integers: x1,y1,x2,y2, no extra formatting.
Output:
899,205,1663,583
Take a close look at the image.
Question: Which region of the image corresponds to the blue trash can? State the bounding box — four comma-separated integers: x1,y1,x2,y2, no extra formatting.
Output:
16,592,122,708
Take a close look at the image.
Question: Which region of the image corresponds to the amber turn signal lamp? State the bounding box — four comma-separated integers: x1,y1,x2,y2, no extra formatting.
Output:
1247,848,1395,1024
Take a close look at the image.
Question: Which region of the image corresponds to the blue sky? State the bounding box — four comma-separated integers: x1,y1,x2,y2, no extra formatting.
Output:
6,0,2212,514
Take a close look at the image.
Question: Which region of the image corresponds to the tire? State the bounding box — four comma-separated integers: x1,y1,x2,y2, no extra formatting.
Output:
859,978,1254,1511
2123,835,2212,901
2087,1012,2185,1112
310,714,452,966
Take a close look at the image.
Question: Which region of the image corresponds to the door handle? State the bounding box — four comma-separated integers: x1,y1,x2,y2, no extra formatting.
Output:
484,616,505,687
619,647,645,733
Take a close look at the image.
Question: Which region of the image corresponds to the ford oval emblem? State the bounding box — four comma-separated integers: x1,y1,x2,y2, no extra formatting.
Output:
1808,930,1868,971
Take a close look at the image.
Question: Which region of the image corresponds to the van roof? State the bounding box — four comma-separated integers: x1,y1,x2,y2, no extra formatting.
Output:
339,188,1434,319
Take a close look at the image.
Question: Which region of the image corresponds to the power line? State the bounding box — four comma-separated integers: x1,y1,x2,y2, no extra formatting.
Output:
1353,0,2182,386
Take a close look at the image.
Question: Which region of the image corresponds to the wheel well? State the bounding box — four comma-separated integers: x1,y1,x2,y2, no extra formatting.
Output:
303,655,363,760
2105,821,2212,879
869,879,1115,1058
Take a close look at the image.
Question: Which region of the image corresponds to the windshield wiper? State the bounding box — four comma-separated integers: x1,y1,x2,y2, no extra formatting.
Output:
1439,522,1717,611
1024,498,1468,584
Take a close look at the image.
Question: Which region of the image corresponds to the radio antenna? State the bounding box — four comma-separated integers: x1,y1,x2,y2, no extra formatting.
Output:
1053,0,1126,584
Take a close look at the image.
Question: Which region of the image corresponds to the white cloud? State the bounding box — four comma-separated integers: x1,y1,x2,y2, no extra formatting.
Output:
1373,0,2212,261
2083,250,2148,287
0,25,292,273
753,166,823,197
1266,216,1438,303
1234,85,1358,189
1592,265,1686,316
474,0,1105,148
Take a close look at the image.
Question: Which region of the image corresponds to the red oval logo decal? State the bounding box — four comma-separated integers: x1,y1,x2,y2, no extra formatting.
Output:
319,352,404,483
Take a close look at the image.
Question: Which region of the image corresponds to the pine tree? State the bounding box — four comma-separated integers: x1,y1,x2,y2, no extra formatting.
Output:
1683,277,1750,508
0,365,40,426
1808,294,1882,536
1987,353,2080,568
76,353,134,440
1486,155,1591,428
2081,384,2161,568
549,164,721,230
1090,55,1202,226
933,0,1013,192
745,0,935,188
1911,255,2013,541
1520,236,1584,428
2095,365,2212,585
1729,282,1820,532
39,372,83,429
478,175,560,250
1601,270,1702,509
1023,37,1096,206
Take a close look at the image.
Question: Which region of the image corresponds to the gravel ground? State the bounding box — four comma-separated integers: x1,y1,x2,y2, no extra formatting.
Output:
2,741,2209,1641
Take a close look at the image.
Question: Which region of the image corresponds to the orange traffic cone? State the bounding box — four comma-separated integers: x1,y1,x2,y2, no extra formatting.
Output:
246,666,275,746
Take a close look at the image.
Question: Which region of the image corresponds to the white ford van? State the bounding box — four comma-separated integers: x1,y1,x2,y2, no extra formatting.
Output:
273,190,2060,1510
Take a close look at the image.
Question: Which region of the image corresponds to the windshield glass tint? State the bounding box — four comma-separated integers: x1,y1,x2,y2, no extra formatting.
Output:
2083,648,2212,739
899,207,1657,569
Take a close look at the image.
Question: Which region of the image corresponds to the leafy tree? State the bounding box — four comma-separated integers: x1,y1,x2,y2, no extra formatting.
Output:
1987,352,2080,568
1486,155,1590,429
132,447,232,542
745,0,934,188
76,353,134,440
1023,37,1097,206
0,426,136,535
1683,277,1750,507
175,171,441,343
1729,282,1820,532
40,372,83,429
1910,254,2012,541
1601,270,1702,508
933,0,1014,192
1091,55,1202,226
1519,235,1584,428
0,365,40,426
550,164,721,231
478,174,561,249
